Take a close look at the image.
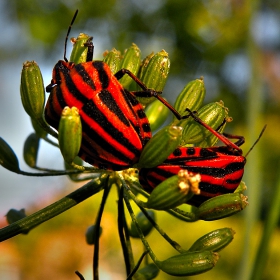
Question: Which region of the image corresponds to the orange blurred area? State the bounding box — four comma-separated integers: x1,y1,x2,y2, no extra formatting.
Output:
1,183,280,280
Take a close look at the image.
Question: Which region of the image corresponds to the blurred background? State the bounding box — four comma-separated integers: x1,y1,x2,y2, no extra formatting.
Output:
0,0,280,279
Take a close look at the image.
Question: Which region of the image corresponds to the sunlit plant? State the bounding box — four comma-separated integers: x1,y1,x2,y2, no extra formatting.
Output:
0,17,249,279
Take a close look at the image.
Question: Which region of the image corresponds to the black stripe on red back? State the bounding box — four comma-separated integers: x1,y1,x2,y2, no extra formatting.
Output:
61,68,89,104
74,64,96,90
81,99,141,155
98,90,130,126
92,61,109,89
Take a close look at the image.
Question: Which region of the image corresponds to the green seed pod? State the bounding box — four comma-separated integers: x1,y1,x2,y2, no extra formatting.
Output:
119,43,141,88
144,99,170,131
103,48,122,74
196,193,248,221
135,263,159,280
173,78,206,121
0,137,20,173
31,118,47,139
69,33,93,64
156,251,219,276
136,50,170,106
140,49,170,91
195,118,229,148
189,228,235,252
182,101,229,145
23,133,40,168
129,210,156,238
146,171,201,210
20,61,45,120
58,106,82,164
6,209,29,234
193,133,217,148
137,125,182,169
85,225,102,245
136,52,155,83
234,181,247,194
6,208,27,224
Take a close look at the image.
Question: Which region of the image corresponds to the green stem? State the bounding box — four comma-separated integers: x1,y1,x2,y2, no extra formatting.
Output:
37,117,58,138
123,191,158,264
75,271,85,280
167,207,197,222
124,179,194,253
121,180,148,208
19,170,83,176
139,206,187,254
12,168,102,177
124,177,150,199
42,135,59,147
93,177,111,280
126,251,148,280
249,164,280,280
118,186,134,276
0,174,107,241
236,0,262,279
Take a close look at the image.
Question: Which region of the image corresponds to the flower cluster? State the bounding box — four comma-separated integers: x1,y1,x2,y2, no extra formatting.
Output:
0,31,248,279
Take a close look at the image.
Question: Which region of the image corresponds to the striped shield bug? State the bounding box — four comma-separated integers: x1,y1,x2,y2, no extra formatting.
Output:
139,111,266,207
44,10,186,170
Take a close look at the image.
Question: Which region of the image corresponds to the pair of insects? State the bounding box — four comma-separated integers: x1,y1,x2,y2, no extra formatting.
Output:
45,10,251,207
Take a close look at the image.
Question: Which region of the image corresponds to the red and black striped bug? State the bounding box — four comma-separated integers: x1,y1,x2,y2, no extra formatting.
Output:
139,112,266,207
44,10,184,170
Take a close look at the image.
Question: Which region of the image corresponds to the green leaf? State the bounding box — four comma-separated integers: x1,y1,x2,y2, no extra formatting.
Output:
23,133,40,168
0,138,20,173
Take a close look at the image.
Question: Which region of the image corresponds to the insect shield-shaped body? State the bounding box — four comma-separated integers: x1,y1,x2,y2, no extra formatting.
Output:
44,11,155,170
139,102,249,207
45,57,151,170
139,145,246,207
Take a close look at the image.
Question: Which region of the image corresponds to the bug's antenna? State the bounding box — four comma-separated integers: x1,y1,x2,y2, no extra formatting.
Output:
245,125,267,158
64,9,79,62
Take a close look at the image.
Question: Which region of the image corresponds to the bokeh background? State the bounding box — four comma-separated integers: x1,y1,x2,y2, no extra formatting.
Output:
0,0,280,279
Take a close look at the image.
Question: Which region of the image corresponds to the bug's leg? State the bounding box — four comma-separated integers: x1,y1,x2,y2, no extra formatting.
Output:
222,132,245,147
210,118,244,147
183,108,243,152
214,118,244,146
215,118,227,132
222,126,265,153
114,69,243,153
134,89,186,120
114,68,150,90
84,38,94,61
114,68,186,120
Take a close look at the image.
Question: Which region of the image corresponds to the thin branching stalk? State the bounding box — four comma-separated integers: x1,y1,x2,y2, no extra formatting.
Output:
123,191,158,264
118,186,134,276
249,163,280,280
237,0,263,279
126,251,148,280
0,174,106,241
138,206,188,254
93,177,111,280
